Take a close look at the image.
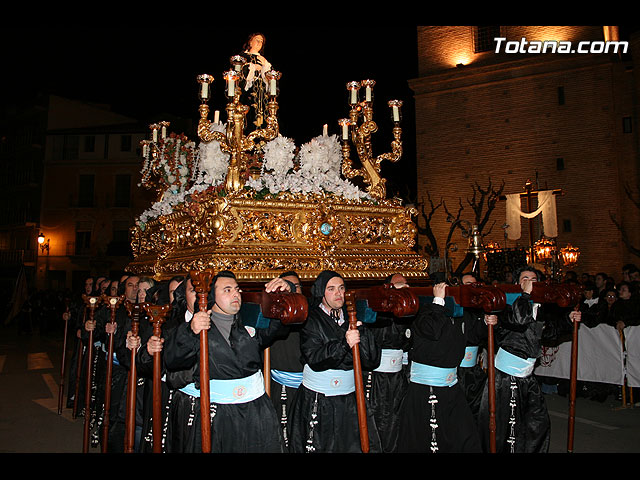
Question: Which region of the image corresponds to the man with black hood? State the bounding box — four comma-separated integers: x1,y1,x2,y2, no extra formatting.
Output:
287,269,382,453
162,270,288,453
477,265,581,453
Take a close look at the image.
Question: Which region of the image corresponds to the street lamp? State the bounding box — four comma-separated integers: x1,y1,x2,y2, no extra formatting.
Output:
38,232,49,255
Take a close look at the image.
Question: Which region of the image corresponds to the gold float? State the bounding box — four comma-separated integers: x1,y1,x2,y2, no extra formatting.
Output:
128,53,428,283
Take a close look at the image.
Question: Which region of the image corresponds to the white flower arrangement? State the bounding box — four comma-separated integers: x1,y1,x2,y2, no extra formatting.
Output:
192,122,229,188
136,131,369,228
246,134,370,201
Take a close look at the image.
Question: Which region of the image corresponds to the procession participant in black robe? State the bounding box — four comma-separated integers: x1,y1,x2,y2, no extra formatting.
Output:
363,273,412,453
102,275,141,452
134,277,187,453
456,272,490,424
63,276,94,409
477,266,581,453
128,281,173,453
263,271,305,451
397,282,488,453
78,278,113,445
287,270,382,453
162,271,287,453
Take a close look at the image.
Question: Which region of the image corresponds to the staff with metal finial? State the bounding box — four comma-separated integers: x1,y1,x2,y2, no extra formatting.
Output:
100,294,125,452
81,293,101,453
144,303,172,453
58,298,71,415
190,269,216,453
567,304,582,453
123,301,145,453
344,290,369,453
72,306,87,419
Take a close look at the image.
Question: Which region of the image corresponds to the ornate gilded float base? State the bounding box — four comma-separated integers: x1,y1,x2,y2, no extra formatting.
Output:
127,190,428,283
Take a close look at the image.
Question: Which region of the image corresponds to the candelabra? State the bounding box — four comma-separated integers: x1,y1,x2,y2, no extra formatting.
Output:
139,120,197,202
196,57,282,193
339,80,403,201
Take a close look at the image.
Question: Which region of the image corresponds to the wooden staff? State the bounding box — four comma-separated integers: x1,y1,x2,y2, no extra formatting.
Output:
144,303,172,453
81,294,101,453
124,302,146,453
99,294,124,453
345,290,369,453
190,269,216,454
264,347,271,396
487,318,497,453
58,298,71,415
72,306,87,419
567,304,580,453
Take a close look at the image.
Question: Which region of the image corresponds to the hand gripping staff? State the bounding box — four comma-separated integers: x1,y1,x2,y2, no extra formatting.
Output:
143,303,172,453
567,302,581,453
190,269,216,453
100,294,125,453
81,293,101,453
344,290,370,453
123,301,146,453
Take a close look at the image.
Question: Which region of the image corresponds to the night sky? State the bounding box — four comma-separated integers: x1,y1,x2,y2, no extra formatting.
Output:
2,26,419,197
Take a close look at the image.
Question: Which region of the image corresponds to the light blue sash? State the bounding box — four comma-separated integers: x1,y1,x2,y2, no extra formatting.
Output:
271,369,303,389
410,361,458,387
459,346,479,368
495,348,536,377
179,370,265,404
374,348,404,373
302,364,355,396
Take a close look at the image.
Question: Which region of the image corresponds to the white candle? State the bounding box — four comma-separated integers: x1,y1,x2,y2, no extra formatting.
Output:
201,82,209,100
214,110,220,124
323,124,328,137
152,129,158,143
342,123,349,140
392,106,400,122
365,86,372,102
270,79,277,96
228,78,235,97
350,89,358,104
161,125,167,139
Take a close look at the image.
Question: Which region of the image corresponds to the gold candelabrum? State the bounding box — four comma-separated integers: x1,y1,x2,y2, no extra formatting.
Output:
140,121,196,202
196,58,282,193
340,80,403,201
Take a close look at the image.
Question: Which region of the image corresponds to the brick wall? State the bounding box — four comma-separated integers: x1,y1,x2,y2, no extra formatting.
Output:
412,26,640,281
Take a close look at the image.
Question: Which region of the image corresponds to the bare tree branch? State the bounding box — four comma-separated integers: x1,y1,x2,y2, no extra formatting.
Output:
610,211,640,258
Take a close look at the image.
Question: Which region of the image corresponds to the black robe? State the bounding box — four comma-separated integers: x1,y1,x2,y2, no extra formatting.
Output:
266,323,304,449
108,304,152,453
162,311,287,453
477,292,574,453
287,305,382,453
397,299,485,453
457,307,489,424
364,312,411,453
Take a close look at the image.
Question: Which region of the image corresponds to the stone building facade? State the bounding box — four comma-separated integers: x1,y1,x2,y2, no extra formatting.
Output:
411,26,640,280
